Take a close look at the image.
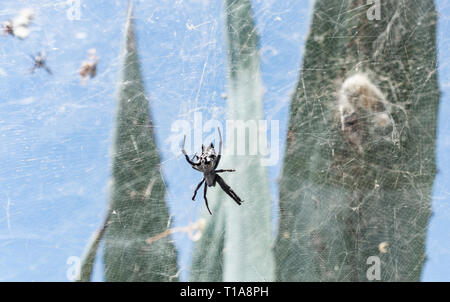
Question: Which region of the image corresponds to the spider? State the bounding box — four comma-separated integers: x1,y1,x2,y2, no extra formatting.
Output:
182,127,243,215
30,52,52,75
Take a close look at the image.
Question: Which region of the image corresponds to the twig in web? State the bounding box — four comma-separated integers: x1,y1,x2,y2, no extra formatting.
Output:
145,218,207,244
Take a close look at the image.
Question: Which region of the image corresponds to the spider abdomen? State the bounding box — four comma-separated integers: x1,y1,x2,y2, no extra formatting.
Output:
204,173,216,187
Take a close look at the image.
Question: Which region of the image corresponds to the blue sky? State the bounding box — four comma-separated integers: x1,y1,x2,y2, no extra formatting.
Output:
0,0,448,281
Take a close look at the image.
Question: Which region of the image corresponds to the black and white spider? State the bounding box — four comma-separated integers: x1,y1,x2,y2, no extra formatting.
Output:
182,127,242,215
30,52,52,75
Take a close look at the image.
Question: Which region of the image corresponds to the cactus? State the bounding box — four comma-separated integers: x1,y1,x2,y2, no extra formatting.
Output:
190,201,225,281
190,0,274,282
76,210,110,281
101,2,178,281
275,0,439,281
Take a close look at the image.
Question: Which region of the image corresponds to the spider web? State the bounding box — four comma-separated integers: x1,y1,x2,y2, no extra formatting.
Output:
0,0,448,282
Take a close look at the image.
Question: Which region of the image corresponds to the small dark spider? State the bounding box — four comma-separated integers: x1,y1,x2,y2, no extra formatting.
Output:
30,52,52,75
182,127,243,215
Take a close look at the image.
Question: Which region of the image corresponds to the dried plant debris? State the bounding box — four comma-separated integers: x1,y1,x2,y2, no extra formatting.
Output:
337,73,395,151
2,8,34,39
79,49,98,84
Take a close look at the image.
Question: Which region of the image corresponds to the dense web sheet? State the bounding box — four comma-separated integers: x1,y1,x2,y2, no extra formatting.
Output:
274,0,448,281
0,0,448,281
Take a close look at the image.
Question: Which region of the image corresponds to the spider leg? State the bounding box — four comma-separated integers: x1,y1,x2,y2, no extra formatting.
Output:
215,169,235,173
214,127,222,169
30,57,37,73
203,182,212,215
218,127,222,155
216,174,242,205
181,135,200,166
44,64,53,75
192,178,205,201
